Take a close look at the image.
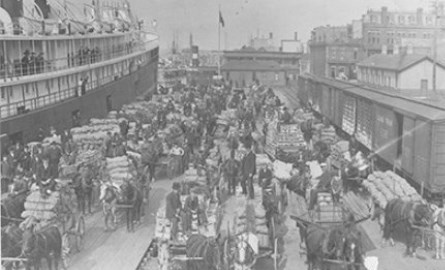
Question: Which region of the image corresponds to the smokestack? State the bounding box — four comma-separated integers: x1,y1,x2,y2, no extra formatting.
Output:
294,32,298,41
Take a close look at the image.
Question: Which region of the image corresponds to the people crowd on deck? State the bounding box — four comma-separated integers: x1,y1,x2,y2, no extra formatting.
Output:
20,50,45,76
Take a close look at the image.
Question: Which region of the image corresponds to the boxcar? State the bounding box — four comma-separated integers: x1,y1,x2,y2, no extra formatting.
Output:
297,74,445,196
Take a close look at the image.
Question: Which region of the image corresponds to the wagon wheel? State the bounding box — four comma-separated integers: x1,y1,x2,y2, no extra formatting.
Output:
75,216,86,252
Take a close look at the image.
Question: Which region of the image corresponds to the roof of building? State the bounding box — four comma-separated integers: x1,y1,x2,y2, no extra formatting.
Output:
221,60,283,71
302,74,445,121
357,54,445,71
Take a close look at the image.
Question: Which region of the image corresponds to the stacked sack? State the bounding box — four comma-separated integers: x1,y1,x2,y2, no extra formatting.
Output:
22,190,61,221
120,101,158,123
105,156,136,186
273,160,293,180
363,170,422,209
70,118,120,147
319,125,337,145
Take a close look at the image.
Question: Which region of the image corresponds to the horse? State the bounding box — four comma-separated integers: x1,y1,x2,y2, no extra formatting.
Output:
1,192,27,227
223,232,257,270
304,224,347,270
2,224,24,270
99,183,121,231
383,198,434,257
431,205,445,259
21,225,62,270
186,234,221,270
343,229,365,270
120,181,143,232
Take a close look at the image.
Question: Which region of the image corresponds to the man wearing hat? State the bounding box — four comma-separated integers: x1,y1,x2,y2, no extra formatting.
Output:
21,50,30,76
241,145,256,199
165,182,182,242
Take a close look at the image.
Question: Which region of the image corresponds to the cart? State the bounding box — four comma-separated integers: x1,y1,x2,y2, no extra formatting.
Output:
12,180,86,269
154,183,222,270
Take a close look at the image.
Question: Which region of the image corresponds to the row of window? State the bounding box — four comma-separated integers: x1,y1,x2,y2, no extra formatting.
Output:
369,14,434,25
359,69,394,88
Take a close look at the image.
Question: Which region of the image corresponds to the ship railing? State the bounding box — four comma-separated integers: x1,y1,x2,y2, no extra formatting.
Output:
0,37,157,82
0,69,145,119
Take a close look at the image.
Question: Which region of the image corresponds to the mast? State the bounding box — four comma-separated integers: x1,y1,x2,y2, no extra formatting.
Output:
218,4,221,77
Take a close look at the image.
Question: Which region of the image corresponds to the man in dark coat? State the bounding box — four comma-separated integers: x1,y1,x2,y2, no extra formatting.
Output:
47,142,62,178
165,182,182,241
241,147,256,199
223,151,240,195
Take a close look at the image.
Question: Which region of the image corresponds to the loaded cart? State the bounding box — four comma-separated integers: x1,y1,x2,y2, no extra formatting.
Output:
5,179,86,269
219,179,284,270
153,172,222,270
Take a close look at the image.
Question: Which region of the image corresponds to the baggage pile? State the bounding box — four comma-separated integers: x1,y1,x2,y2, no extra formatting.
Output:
363,171,422,209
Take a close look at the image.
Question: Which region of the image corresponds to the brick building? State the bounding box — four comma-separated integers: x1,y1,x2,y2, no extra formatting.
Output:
362,6,445,55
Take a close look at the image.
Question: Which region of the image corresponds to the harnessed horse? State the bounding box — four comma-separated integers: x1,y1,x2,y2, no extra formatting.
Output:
21,224,62,270
383,198,433,257
99,183,120,231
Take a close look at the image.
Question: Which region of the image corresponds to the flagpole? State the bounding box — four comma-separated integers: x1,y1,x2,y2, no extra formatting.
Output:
218,4,221,77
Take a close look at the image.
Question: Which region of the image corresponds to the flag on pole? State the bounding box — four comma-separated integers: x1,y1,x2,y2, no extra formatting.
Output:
219,11,225,27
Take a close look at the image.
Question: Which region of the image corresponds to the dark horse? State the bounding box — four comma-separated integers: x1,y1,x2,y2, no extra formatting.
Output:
340,227,365,270
22,225,62,270
384,198,433,256
186,234,221,270
2,224,24,270
120,181,143,232
304,224,347,270
1,193,27,227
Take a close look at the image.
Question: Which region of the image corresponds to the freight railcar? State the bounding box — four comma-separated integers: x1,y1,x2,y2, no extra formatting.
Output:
297,74,445,197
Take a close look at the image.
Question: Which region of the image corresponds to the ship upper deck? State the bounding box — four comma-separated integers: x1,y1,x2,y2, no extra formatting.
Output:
0,30,159,85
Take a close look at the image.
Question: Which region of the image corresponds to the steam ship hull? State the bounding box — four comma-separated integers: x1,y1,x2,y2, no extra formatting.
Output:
1,57,158,144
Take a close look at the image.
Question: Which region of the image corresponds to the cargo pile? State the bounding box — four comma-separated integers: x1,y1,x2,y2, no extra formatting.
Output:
273,160,294,180
120,101,158,123
105,156,137,186
71,118,120,145
330,140,351,168
363,171,422,208
318,125,337,145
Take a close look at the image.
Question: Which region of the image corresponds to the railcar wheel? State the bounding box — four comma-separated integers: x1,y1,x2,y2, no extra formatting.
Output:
76,216,86,252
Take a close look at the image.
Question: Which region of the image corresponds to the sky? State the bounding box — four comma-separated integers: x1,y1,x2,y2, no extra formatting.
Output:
127,0,430,53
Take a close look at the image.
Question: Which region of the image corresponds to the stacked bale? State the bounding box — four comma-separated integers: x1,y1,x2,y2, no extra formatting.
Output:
362,170,422,209
105,156,136,186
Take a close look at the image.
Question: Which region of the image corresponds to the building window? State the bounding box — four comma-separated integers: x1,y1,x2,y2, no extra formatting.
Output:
388,77,392,87
408,15,416,24
9,87,13,98
1,87,5,99
421,79,428,90
275,73,279,81
353,50,358,59
399,16,405,24
426,16,433,25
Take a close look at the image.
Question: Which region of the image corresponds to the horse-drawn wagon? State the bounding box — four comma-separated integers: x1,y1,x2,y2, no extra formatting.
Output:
153,170,222,270
2,179,86,270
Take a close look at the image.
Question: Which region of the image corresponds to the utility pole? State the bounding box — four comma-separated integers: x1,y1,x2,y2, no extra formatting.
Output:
432,0,444,92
